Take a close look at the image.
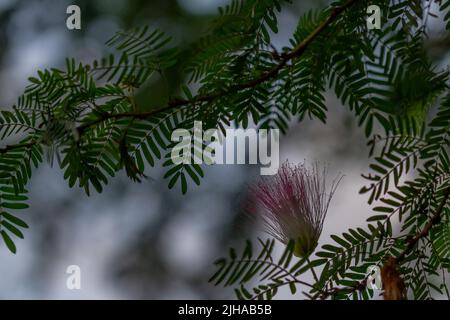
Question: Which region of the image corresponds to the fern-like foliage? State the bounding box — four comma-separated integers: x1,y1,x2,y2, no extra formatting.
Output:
210,239,315,300
0,0,448,301
209,0,449,300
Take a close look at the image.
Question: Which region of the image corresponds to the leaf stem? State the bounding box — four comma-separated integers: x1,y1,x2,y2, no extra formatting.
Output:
318,186,450,300
306,256,320,285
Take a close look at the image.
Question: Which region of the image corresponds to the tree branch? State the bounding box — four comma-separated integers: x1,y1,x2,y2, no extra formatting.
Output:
1,0,360,152
395,186,450,263
77,0,360,133
317,186,450,300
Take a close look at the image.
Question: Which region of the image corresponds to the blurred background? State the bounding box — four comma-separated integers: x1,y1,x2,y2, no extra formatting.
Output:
0,0,448,299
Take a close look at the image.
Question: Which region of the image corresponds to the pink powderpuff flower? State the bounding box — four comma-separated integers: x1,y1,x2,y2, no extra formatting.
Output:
248,161,341,257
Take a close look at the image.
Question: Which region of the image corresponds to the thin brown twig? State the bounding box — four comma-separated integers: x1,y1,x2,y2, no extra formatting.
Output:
1,0,360,152
76,0,360,133
317,186,450,300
